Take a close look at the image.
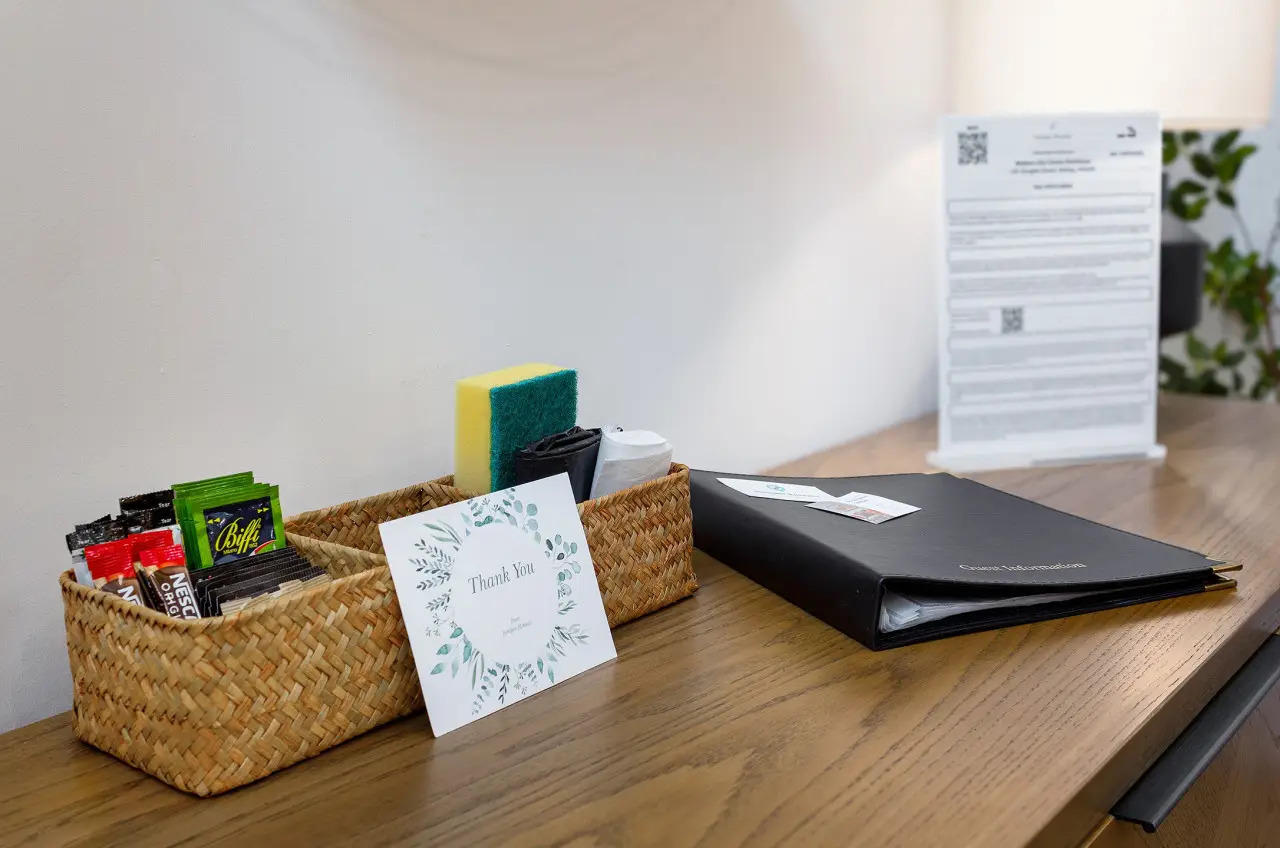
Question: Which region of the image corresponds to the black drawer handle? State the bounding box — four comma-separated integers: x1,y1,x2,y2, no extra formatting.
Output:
1111,633,1280,832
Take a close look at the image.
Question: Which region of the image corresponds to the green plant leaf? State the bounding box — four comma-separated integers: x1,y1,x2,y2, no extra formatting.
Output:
1215,187,1236,207
1162,131,1179,165
1185,333,1212,360
1180,130,1202,145
1173,179,1206,195
1217,145,1256,181
1190,152,1216,179
1159,355,1187,380
1211,130,1240,154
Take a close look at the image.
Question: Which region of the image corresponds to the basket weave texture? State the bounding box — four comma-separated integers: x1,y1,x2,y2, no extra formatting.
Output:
286,465,697,628
60,465,695,796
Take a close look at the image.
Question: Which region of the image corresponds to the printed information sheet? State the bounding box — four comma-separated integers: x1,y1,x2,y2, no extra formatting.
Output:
930,113,1165,471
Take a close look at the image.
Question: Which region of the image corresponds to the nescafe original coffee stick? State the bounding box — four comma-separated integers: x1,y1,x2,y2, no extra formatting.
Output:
84,541,147,607
138,545,201,620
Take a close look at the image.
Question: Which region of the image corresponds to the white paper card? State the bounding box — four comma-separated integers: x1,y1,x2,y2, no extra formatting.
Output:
379,473,616,736
807,491,920,525
931,113,1166,472
717,478,833,502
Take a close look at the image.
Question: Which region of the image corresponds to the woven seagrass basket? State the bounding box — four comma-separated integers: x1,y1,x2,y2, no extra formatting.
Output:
286,466,697,627
60,465,695,796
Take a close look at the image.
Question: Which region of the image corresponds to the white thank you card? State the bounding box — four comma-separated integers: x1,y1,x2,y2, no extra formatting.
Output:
379,473,616,735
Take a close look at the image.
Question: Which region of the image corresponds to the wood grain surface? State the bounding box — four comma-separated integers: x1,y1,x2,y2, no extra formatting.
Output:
2,395,1279,847
1090,682,1280,848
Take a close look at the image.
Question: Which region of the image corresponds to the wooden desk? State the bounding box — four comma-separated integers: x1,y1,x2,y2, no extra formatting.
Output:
2,395,1279,847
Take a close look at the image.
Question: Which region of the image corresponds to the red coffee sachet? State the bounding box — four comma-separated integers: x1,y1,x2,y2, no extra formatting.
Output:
85,540,146,607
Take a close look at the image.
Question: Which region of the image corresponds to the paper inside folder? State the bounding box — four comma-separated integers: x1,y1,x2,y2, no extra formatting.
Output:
879,587,1093,634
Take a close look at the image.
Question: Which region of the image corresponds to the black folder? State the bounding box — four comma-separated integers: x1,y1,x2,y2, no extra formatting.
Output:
690,470,1237,650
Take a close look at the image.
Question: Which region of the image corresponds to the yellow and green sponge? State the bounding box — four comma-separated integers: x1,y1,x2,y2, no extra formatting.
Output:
455,364,578,494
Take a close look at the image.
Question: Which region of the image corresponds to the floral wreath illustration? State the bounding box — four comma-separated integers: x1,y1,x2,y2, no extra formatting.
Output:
407,488,590,715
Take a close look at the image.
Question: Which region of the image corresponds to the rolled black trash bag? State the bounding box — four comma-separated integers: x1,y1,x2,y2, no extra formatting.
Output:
513,426,603,503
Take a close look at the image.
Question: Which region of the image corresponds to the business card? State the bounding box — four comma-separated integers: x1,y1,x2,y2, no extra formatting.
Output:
379,473,616,736
718,478,833,502
807,491,920,524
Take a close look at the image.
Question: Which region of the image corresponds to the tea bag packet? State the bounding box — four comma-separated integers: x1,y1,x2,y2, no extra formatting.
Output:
119,489,174,518
119,489,180,543
65,516,126,588
191,547,306,615
85,541,147,607
191,547,323,615
172,473,254,559
218,571,330,615
172,474,285,569
185,484,285,569
138,545,201,620
212,563,329,615
65,542,94,588
133,506,182,543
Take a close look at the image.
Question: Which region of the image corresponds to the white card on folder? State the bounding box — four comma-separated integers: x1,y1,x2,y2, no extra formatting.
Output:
807,491,920,524
717,478,833,502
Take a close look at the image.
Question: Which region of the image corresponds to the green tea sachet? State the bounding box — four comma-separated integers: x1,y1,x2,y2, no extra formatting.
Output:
172,474,286,569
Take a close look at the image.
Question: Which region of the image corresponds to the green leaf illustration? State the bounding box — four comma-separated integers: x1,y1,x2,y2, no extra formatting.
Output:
451,627,463,638
430,663,445,675
526,504,537,516
437,644,450,655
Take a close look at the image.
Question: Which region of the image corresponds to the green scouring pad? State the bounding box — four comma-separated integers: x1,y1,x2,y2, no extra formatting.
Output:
455,364,578,494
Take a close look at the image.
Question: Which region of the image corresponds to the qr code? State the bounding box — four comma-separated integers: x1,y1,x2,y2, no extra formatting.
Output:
958,131,988,165
1001,306,1024,334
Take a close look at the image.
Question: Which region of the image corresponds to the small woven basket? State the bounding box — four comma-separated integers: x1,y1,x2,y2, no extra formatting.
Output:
286,466,697,627
60,465,695,796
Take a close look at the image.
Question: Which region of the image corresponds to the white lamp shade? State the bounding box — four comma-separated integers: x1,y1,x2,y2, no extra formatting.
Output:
951,0,1280,128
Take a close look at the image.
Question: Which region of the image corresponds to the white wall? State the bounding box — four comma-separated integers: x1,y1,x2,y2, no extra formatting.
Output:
0,0,947,731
